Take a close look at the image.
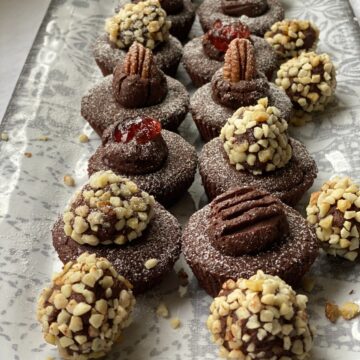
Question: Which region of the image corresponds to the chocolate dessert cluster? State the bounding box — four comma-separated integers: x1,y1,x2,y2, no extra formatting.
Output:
105,0,171,50
221,98,292,174
63,170,154,246
37,252,135,360
207,270,314,360
307,177,360,261
276,52,336,113
265,19,319,59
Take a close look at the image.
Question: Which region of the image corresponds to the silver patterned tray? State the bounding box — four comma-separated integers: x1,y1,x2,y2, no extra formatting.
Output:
1,0,360,359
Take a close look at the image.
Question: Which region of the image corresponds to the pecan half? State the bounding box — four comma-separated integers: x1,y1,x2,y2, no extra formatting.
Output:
122,42,153,79
209,187,289,256
223,38,256,82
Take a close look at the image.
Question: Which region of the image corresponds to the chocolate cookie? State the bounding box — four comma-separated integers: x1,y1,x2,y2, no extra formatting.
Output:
53,202,181,295
88,119,198,207
199,137,317,206
183,28,278,88
197,0,284,36
182,187,319,297
82,43,189,136
191,81,292,142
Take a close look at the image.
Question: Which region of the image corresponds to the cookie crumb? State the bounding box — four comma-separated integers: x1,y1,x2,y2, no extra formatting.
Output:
301,276,315,293
24,152,32,158
340,302,360,320
0,132,9,141
325,302,340,323
79,134,89,143
63,175,75,187
177,268,189,286
45,357,55,360
144,258,158,269
170,317,181,329
349,290,355,295
156,303,169,318
38,135,49,141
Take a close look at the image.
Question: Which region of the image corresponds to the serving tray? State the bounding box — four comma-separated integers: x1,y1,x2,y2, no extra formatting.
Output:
1,0,360,359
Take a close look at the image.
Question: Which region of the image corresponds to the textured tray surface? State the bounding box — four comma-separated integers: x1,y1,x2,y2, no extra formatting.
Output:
1,0,360,359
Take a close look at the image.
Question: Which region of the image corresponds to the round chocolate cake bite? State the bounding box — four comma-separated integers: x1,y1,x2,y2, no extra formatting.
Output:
182,20,279,87
190,38,292,142
88,116,197,206
306,176,360,262
265,19,319,60
182,186,319,297
197,0,285,36
37,252,136,360
82,42,189,136
207,270,314,359
199,97,318,206
275,51,336,113
53,170,182,294
93,0,182,77
131,0,195,41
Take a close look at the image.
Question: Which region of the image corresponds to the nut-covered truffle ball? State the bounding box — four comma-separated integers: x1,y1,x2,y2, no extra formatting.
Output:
306,176,360,262
265,19,319,59
220,97,292,175
105,0,171,50
275,52,336,113
63,170,155,246
37,252,136,360
207,270,314,360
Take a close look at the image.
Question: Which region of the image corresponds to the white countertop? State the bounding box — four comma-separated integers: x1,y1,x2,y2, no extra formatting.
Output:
0,0,50,122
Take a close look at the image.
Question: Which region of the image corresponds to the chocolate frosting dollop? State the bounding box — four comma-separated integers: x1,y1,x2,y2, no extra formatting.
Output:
211,38,269,109
209,187,289,256
101,117,169,175
112,42,168,109
221,0,269,17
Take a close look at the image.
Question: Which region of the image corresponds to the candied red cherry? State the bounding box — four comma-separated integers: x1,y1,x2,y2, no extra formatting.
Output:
113,116,162,144
208,20,251,52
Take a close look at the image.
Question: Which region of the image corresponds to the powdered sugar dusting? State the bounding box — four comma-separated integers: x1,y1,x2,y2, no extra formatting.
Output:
183,35,279,87
88,130,198,205
182,201,318,288
93,34,183,76
81,75,189,135
199,137,318,205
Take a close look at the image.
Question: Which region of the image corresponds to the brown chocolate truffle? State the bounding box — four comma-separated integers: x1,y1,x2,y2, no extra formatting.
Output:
306,176,360,262
83,44,189,136
207,271,314,359
275,51,336,113
88,118,198,206
190,39,292,142
94,0,182,76
197,0,285,36
265,19,320,60
182,20,278,87
37,252,136,360
199,98,318,206
182,186,319,297
132,0,195,41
